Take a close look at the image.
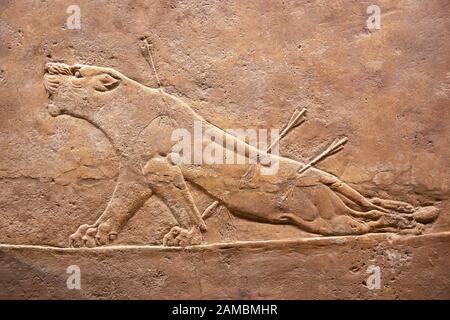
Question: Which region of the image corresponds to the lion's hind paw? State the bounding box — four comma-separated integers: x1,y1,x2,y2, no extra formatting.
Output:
163,226,202,247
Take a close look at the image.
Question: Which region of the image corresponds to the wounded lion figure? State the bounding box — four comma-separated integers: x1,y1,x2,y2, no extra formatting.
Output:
44,62,440,247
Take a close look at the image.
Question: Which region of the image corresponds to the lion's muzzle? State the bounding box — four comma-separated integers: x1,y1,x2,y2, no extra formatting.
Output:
44,62,78,96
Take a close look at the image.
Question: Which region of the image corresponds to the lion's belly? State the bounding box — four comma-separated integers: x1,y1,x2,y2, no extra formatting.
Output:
181,163,282,205
180,159,325,221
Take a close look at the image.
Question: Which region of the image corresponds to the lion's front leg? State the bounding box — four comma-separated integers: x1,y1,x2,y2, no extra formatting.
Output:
69,164,152,247
144,155,206,247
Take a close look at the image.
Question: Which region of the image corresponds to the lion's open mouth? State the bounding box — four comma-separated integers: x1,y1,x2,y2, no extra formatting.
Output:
44,63,77,116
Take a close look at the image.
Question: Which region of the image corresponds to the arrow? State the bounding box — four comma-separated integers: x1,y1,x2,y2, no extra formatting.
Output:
297,137,348,174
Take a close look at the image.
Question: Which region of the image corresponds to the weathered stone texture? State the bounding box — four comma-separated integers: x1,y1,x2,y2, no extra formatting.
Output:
0,0,449,299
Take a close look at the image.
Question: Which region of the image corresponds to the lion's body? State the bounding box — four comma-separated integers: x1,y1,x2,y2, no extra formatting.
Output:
44,62,439,247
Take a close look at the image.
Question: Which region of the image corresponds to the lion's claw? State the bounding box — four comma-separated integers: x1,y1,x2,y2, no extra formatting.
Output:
163,226,202,247
69,221,118,248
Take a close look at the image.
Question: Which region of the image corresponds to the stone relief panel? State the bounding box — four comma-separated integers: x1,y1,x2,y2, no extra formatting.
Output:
0,0,449,299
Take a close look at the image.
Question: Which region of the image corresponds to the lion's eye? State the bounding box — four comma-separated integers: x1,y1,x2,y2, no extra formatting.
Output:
74,71,82,78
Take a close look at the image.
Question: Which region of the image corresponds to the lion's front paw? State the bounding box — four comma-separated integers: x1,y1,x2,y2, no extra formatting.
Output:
69,224,91,248
163,226,202,247
69,221,118,248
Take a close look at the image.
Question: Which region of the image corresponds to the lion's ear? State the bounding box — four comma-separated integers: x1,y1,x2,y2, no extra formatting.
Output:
92,74,120,92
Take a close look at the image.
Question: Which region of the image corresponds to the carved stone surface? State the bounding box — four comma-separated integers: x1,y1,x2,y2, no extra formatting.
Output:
1,233,449,299
0,1,449,299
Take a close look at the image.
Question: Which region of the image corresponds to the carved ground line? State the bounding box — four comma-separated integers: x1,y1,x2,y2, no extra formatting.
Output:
1,231,449,253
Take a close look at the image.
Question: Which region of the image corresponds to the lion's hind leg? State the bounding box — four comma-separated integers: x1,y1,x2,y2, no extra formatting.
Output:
371,197,415,213
279,210,420,236
277,213,370,236
279,180,418,236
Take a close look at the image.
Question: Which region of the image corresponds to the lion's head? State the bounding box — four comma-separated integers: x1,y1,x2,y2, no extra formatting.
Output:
44,62,123,118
